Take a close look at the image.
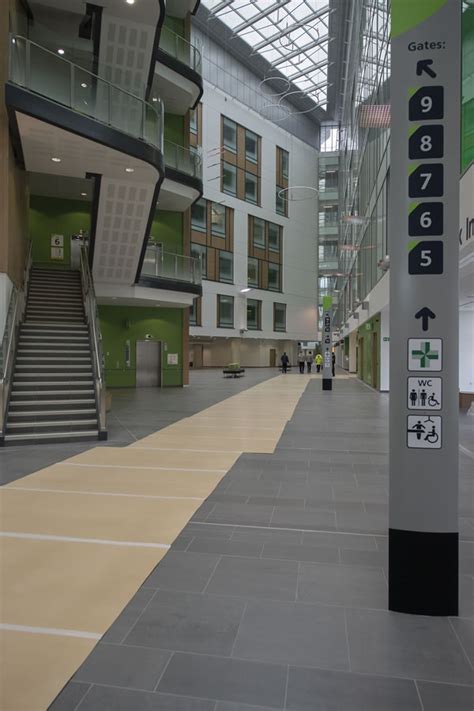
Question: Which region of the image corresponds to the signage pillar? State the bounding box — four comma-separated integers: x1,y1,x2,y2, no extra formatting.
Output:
322,295,333,391
389,0,460,615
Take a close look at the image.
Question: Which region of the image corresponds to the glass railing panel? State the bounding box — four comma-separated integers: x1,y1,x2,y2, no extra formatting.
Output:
9,35,163,152
141,246,201,285
164,141,202,179
159,26,201,74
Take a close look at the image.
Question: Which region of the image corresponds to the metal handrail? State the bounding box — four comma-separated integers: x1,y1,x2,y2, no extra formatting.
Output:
142,244,202,285
9,34,164,152
0,242,32,435
79,246,106,434
164,140,202,179
159,25,202,74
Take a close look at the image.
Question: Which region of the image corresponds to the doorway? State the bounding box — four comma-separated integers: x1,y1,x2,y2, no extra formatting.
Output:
269,348,276,368
136,340,161,387
192,344,203,369
358,337,364,381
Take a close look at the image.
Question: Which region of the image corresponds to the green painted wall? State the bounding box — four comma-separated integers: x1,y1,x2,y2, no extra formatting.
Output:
150,210,183,253
163,15,186,38
357,314,381,389
462,5,474,171
99,305,183,387
29,196,91,268
164,114,185,146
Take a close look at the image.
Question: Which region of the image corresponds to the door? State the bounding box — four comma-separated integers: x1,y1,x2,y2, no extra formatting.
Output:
136,340,161,387
269,348,276,367
358,338,364,381
371,332,378,389
193,344,203,369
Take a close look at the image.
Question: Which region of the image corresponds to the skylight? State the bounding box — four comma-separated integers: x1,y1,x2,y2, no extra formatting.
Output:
202,0,331,111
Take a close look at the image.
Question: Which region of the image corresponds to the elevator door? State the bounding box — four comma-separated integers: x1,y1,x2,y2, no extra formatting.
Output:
136,341,161,387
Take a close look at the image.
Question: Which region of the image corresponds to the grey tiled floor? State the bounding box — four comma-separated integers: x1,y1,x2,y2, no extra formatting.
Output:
14,372,473,710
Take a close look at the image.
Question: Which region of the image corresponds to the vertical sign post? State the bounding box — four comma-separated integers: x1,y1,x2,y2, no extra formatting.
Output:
389,0,460,615
322,295,333,390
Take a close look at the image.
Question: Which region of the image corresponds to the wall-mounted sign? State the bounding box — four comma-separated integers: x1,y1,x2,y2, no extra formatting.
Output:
167,353,178,365
50,247,64,260
51,234,64,247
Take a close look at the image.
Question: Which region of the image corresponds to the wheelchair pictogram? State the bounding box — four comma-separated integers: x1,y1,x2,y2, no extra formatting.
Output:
407,415,442,449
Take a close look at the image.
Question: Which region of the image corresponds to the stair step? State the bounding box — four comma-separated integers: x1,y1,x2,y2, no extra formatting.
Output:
13,380,94,387
10,398,95,406
17,356,92,362
9,408,97,418
4,431,99,444
22,323,88,329
11,389,95,396
18,348,90,354
7,418,98,429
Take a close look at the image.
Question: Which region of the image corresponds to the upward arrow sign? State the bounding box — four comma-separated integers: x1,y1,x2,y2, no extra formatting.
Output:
415,307,436,331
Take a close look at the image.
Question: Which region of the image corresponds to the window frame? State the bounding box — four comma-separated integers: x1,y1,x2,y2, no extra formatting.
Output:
222,116,237,153
248,257,259,287
245,171,258,205
245,129,259,163
246,298,262,330
218,250,233,284
268,262,281,292
222,161,237,196
273,302,286,332
211,202,226,236
191,243,207,279
191,198,207,232
268,222,281,252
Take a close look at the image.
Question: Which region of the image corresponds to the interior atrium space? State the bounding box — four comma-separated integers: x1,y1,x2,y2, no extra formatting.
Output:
0,0,473,709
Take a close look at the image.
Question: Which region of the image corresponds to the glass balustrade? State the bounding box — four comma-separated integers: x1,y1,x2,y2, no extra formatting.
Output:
9,35,164,151
159,25,202,74
164,140,202,179
141,245,202,286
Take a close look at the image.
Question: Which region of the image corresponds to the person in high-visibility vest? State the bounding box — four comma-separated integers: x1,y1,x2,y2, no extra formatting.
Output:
314,353,323,373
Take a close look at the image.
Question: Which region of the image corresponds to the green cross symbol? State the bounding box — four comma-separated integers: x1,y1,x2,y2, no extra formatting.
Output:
411,341,439,368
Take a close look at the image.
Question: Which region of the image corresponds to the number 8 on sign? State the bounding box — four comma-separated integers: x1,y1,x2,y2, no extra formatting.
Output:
409,125,444,159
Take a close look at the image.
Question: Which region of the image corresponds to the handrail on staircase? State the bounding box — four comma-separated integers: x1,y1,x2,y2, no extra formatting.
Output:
0,241,33,438
79,245,106,437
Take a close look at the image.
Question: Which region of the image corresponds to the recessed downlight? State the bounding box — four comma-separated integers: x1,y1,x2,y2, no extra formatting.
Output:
80,82,87,88
125,167,134,173
51,157,61,163
126,0,135,4
81,192,87,197
57,48,65,55
152,97,157,102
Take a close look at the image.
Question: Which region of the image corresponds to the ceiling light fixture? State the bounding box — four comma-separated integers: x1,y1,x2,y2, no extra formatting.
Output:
80,192,87,196
152,97,157,102
51,157,61,163
126,0,135,4
81,82,87,88
125,167,134,173
240,288,252,293
57,48,65,55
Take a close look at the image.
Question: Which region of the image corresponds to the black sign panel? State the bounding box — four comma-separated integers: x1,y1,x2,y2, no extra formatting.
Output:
409,125,444,159
409,163,443,198
408,240,444,274
409,86,444,121
408,202,443,236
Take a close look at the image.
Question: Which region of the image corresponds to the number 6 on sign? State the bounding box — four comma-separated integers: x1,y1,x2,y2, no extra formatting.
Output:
408,202,443,236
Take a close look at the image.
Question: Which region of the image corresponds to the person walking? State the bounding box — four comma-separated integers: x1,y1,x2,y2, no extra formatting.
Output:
332,351,336,377
306,353,312,373
298,350,305,374
281,352,289,374
315,353,323,373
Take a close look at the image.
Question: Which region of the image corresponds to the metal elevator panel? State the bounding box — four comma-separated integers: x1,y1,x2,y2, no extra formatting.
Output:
136,340,161,387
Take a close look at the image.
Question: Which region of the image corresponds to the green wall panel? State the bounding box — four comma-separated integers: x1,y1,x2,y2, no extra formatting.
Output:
357,314,381,389
164,113,185,146
29,196,91,268
163,15,186,38
462,5,474,171
99,305,183,388
150,210,183,253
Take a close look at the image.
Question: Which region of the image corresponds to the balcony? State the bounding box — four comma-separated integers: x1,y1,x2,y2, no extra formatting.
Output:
152,26,203,114
159,140,203,210
6,35,165,288
138,245,202,296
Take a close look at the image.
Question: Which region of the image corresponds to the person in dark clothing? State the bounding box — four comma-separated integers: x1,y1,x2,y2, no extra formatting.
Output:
332,351,336,377
281,352,289,373
298,351,305,374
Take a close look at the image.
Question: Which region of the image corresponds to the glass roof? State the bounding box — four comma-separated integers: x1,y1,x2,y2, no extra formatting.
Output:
202,0,331,110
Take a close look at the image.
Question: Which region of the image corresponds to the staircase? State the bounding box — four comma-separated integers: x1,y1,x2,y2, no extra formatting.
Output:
4,267,100,444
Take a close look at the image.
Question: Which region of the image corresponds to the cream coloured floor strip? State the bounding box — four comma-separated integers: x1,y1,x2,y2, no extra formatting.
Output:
1,374,311,710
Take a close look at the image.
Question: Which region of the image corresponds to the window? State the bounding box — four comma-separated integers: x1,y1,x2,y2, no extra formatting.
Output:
268,262,281,291
190,108,198,135
248,257,259,287
218,251,233,283
268,222,280,252
276,187,286,216
217,294,234,328
245,172,258,204
191,198,207,232
223,117,237,152
189,297,201,326
273,302,286,331
222,162,237,195
281,150,289,179
211,203,226,236
245,130,258,163
191,243,207,278
253,218,265,248
247,299,261,330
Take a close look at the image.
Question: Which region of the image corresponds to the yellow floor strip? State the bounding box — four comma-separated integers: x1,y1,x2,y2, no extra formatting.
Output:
1,374,311,710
